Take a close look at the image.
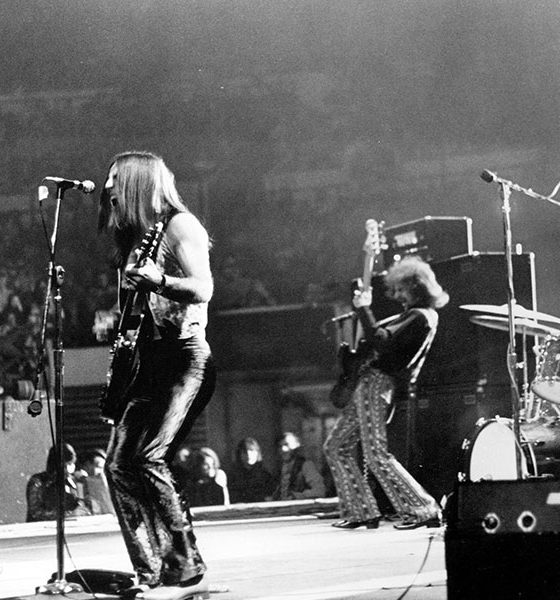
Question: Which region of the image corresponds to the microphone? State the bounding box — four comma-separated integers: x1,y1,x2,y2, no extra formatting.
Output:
38,185,49,203
44,176,96,193
331,311,356,323
480,169,511,186
27,389,43,417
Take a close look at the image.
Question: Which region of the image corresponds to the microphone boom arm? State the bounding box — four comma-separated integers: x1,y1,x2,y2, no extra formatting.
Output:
481,169,560,207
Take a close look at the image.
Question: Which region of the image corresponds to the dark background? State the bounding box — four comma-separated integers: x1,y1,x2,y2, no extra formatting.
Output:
0,0,558,313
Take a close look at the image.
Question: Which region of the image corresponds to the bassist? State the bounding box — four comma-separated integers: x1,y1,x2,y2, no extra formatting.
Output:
324,248,449,531
98,151,215,600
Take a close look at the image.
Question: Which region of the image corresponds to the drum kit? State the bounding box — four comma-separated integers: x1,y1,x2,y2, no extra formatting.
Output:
458,302,560,483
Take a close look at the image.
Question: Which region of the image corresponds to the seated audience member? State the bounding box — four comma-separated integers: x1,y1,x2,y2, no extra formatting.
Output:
274,432,326,500
229,437,275,503
76,448,115,515
26,443,91,522
182,447,230,507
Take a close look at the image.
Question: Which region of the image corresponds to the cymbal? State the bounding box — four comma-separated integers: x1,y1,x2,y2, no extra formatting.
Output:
469,315,560,337
460,303,560,326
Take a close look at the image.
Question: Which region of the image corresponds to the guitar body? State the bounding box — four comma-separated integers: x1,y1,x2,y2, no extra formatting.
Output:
330,341,373,409
99,223,164,424
99,334,141,423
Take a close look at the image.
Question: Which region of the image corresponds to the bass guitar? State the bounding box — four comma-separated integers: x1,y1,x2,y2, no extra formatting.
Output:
330,218,385,408
99,222,165,424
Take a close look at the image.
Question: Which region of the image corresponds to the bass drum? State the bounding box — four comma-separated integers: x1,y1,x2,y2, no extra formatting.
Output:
459,417,537,482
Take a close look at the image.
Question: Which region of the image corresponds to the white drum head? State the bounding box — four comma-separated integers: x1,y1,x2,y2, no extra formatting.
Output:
468,421,527,481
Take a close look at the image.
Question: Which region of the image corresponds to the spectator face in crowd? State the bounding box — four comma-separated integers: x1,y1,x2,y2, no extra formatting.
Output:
66,459,76,477
191,447,221,482
236,437,262,469
46,443,78,478
279,432,301,462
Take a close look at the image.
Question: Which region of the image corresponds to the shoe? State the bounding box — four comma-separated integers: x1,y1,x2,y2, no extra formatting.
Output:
136,580,209,600
364,517,381,529
331,517,381,530
393,515,442,530
331,519,361,529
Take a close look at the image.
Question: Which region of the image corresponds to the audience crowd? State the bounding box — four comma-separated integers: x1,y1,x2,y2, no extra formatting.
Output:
26,433,332,522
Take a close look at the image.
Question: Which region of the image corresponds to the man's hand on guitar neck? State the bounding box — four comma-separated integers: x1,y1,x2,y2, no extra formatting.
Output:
352,288,372,309
124,257,163,292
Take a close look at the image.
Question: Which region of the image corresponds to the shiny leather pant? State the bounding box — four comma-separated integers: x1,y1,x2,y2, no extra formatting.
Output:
324,369,438,523
105,335,215,586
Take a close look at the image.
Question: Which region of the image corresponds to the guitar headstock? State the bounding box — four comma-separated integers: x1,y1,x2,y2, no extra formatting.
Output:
363,219,386,258
136,221,165,266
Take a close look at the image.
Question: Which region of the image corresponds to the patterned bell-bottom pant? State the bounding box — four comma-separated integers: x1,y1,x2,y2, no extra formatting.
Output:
105,334,216,586
324,369,439,523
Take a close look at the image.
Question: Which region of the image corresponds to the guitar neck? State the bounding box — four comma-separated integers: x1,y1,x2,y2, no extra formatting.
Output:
361,254,374,292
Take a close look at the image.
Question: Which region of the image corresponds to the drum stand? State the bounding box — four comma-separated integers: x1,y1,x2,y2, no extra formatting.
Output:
519,332,540,422
33,182,83,595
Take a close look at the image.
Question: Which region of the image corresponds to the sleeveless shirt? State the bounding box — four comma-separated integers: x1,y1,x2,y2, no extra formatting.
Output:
146,228,209,339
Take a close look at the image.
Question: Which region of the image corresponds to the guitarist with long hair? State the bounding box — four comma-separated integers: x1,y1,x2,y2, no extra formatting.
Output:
98,151,215,599
324,248,449,531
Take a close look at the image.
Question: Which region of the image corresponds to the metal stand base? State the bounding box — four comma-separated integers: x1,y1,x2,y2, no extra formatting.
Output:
36,580,84,595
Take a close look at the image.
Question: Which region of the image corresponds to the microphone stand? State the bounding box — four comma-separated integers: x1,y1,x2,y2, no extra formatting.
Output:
496,181,524,479
482,168,560,478
35,183,83,595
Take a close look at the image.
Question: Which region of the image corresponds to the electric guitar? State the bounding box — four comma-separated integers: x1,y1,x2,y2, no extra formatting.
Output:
99,222,165,423
330,218,386,408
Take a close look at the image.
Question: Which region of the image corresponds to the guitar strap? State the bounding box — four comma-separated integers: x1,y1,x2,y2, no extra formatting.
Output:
376,309,437,426
406,307,438,383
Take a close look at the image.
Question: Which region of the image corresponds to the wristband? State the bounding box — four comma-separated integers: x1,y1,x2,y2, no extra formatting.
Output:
154,273,166,295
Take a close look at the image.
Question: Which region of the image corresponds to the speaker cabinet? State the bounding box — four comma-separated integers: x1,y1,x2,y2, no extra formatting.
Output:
383,215,473,266
422,252,536,386
446,479,560,600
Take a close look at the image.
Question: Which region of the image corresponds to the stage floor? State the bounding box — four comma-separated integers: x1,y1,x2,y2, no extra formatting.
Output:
0,509,447,600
